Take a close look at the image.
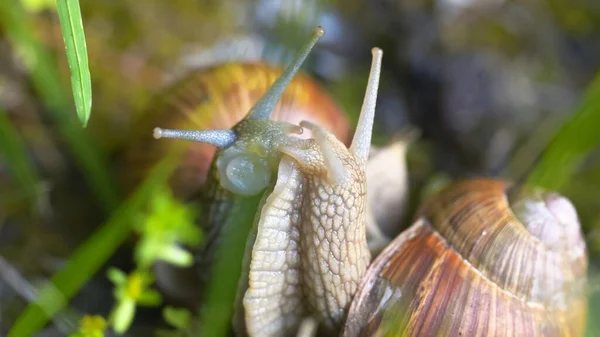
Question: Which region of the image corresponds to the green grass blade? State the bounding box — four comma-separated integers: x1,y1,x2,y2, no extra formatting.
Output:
8,150,182,337
199,194,263,337
0,110,40,202
55,0,92,127
527,72,600,191
0,0,119,211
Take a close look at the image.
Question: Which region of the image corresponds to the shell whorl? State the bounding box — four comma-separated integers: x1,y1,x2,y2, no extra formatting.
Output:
343,179,589,337
417,179,588,308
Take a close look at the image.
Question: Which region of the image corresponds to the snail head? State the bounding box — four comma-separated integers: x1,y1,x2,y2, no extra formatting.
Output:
153,26,324,195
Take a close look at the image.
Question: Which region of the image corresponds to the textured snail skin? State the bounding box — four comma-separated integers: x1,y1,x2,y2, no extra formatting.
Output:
288,123,371,331
242,126,372,336
343,179,588,337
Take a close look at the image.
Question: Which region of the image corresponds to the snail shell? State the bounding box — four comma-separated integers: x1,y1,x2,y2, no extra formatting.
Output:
120,62,350,200
344,179,588,337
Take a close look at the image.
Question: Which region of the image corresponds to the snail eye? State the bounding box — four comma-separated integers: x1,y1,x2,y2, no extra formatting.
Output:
217,150,271,196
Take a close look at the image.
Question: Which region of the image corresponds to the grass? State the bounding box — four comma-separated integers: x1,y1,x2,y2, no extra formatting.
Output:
199,194,263,337
527,72,600,192
56,0,92,127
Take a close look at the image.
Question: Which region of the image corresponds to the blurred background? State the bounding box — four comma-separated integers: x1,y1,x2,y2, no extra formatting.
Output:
1,0,600,336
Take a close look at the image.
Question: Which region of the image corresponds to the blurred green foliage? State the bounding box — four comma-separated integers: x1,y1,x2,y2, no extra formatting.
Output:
133,188,201,269
20,0,55,12
8,151,182,337
68,315,107,337
0,109,40,208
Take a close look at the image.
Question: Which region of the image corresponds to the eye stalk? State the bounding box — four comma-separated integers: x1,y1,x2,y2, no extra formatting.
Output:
246,26,324,121
153,128,237,148
152,26,324,195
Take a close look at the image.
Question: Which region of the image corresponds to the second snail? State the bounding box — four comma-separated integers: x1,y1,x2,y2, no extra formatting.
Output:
150,27,588,337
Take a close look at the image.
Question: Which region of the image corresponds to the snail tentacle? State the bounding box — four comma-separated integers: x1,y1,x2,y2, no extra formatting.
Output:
349,48,383,163
153,127,237,148
298,121,348,185
247,26,324,121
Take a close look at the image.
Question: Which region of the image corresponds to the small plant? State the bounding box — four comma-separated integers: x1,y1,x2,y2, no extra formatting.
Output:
100,188,201,334
55,187,202,336
68,315,107,337
107,268,162,334
134,189,201,269
154,306,195,337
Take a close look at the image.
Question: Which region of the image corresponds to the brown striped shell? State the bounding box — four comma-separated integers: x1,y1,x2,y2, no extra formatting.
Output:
343,179,588,337
120,62,350,199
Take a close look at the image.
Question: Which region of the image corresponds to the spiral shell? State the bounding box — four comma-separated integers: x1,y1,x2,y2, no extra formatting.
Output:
120,62,350,199
344,179,588,337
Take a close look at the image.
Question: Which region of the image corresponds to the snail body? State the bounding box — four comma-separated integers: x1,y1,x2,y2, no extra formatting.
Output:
241,64,380,334
153,27,589,337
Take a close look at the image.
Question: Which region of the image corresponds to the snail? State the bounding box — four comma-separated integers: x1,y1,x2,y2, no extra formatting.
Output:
122,25,411,308
153,27,589,337
118,30,356,305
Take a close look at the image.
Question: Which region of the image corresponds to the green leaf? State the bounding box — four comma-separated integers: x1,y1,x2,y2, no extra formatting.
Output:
110,299,136,334
155,245,194,267
106,268,127,285
55,0,92,127
527,72,600,191
163,307,191,330
137,290,163,307
199,193,263,337
8,150,182,337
